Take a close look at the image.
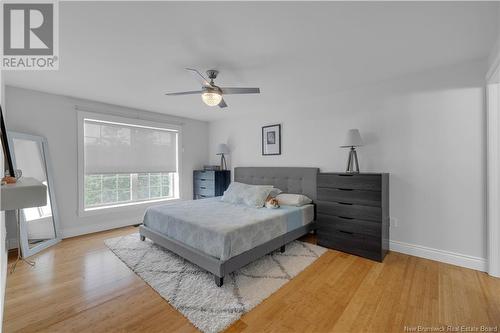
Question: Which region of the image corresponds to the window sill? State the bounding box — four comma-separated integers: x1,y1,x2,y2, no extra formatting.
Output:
78,197,181,217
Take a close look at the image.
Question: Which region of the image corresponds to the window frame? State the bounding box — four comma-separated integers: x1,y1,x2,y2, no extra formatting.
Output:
77,110,182,216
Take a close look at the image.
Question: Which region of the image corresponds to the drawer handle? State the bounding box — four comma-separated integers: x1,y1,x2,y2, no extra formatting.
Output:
338,230,354,235
200,178,206,181
338,188,354,191
338,202,353,206
338,216,354,220
200,186,206,189
338,174,354,177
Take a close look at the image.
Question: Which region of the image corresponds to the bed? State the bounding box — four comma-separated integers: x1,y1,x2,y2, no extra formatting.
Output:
139,167,319,286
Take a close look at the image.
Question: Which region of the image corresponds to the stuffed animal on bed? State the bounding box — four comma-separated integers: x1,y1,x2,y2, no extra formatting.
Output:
265,196,280,209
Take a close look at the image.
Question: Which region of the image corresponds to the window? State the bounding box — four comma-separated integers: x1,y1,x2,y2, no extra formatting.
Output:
78,111,180,213
84,172,174,208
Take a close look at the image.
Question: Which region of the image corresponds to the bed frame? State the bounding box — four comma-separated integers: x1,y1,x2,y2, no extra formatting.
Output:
139,167,319,287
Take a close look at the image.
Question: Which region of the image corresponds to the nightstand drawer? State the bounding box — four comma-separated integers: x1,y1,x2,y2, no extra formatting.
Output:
316,200,381,222
194,171,215,181
194,194,211,200
317,188,381,207
194,186,215,197
318,174,381,191
317,214,381,237
194,178,215,190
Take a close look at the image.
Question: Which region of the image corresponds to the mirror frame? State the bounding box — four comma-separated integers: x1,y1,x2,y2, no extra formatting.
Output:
7,131,61,257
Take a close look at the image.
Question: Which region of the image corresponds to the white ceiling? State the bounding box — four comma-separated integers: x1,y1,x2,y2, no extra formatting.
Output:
4,1,499,121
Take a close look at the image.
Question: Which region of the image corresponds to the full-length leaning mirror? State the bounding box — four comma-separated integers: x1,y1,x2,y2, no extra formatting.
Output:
7,132,61,257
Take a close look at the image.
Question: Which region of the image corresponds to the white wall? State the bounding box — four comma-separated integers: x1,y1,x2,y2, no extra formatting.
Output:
5,86,209,239
486,5,500,277
487,4,500,79
210,59,488,266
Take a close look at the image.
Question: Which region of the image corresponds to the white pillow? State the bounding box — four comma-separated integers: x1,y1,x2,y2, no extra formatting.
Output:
221,182,275,208
241,185,274,208
276,193,312,207
243,185,281,197
268,188,283,198
221,182,248,205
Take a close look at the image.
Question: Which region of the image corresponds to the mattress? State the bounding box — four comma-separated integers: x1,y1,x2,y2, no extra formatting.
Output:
143,197,314,261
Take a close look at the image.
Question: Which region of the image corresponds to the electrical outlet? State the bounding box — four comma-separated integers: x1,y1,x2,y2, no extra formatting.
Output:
390,217,399,228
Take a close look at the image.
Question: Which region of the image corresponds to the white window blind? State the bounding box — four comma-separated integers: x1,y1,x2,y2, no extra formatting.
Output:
84,119,178,174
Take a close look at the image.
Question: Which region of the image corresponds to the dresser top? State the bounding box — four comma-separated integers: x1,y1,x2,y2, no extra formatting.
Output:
319,172,389,176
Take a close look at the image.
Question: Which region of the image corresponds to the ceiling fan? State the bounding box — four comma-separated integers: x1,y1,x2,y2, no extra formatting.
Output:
165,68,260,108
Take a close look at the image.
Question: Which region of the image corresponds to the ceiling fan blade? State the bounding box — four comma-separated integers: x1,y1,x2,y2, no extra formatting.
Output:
165,90,202,96
185,68,212,87
218,99,228,108
220,87,260,95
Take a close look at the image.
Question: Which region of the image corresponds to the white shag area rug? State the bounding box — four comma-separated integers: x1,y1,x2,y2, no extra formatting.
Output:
105,233,326,333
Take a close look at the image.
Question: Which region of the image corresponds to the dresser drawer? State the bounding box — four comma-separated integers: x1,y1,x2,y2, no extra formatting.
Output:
194,186,215,197
317,188,381,207
317,214,381,237
317,174,381,191
194,170,215,181
194,178,215,190
317,230,381,261
316,200,381,222
194,194,211,199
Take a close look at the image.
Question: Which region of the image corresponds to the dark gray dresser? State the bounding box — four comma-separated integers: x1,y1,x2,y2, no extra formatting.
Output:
193,170,231,199
316,173,389,262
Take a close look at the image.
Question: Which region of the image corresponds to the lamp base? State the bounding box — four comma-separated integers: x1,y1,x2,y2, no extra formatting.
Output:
345,147,360,173
220,154,227,171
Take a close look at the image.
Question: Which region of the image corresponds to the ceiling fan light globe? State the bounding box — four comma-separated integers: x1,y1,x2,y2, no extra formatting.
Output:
201,92,223,106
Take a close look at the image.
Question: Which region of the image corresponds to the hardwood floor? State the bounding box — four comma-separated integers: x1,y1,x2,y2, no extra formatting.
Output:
4,227,500,332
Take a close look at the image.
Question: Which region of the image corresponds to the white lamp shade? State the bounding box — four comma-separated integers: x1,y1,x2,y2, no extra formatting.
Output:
341,129,364,147
216,143,230,155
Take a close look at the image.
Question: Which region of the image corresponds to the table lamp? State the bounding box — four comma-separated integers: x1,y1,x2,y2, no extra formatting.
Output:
216,143,229,170
340,129,364,173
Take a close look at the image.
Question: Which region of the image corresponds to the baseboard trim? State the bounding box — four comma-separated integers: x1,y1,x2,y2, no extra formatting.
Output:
5,219,140,249
61,218,140,239
390,240,487,272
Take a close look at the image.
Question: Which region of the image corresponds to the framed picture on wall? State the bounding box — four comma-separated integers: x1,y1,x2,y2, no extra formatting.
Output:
262,124,281,155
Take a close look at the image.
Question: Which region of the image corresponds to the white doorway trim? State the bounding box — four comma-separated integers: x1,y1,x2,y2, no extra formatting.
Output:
487,63,500,277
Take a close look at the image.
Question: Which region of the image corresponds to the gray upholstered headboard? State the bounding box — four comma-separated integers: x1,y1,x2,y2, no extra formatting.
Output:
234,167,319,200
